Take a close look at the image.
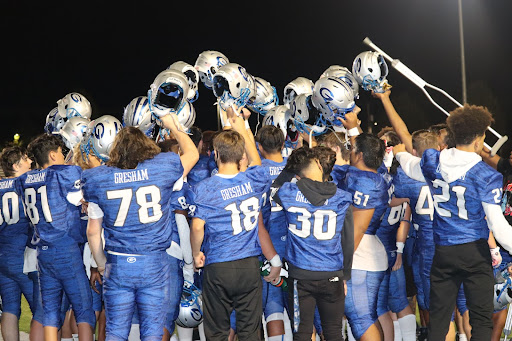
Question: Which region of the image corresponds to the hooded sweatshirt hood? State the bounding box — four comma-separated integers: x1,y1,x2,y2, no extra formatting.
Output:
439,148,482,183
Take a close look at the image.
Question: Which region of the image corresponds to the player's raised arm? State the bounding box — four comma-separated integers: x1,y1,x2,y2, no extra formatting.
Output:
393,143,426,183
226,105,261,167
372,89,414,153
160,114,199,177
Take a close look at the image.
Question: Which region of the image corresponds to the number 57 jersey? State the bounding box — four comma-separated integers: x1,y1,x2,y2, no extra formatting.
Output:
186,166,272,266
81,152,184,254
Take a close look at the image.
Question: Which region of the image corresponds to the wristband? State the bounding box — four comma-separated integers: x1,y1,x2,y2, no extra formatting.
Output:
401,219,411,225
491,246,500,254
347,127,360,137
269,254,282,267
396,242,405,254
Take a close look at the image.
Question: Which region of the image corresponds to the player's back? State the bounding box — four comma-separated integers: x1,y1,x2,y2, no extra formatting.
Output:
421,148,503,245
16,165,83,246
0,177,30,251
82,152,184,254
188,166,271,265
278,181,352,272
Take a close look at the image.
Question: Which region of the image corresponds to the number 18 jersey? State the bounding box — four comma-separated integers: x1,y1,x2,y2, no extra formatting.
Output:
187,166,271,265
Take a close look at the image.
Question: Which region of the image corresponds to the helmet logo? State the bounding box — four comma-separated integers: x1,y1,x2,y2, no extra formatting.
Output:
319,87,334,103
191,308,202,321
355,58,362,72
127,257,136,263
71,93,82,103
217,57,227,67
238,66,248,81
94,123,105,139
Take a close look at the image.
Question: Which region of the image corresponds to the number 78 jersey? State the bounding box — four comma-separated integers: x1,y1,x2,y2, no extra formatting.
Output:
82,152,184,254
186,166,272,266
420,149,503,245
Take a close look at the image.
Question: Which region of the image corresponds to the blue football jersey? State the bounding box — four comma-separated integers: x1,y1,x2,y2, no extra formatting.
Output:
82,152,184,254
392,166,434,234
261,158,288,256
187,155,210,186
0,177,31,250
420,149,502,245
332,165,391,235
376,202,407,253
278,182,352,272
187,166,272,265
15,165,83,246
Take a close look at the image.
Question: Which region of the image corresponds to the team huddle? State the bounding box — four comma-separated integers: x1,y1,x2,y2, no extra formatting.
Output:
1,49,512,341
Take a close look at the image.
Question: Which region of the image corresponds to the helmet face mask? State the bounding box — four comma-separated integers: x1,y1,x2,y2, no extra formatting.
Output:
212,63,255,111
247,77,278,115
148,70,190,118
168,61,200,102
155,83,185,112
494,281,512,311
194,50,229,89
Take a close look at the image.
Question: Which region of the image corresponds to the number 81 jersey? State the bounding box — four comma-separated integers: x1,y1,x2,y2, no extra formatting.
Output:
81,152,184,254
15,165,84,246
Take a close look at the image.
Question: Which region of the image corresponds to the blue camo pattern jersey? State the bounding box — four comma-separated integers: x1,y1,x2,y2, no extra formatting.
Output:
187,155,210,186
420,149,502,245
376,202,407,254
187,166,272,265
15,165,83,246
331,164,391,235
261,158,287,256
81,152,184,254
0,177,31,250
393,167,434,232
278,182,352,272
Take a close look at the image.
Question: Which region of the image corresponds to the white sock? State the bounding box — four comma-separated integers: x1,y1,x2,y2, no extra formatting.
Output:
397,314,416,341
198,322,206,341
347,322,357,341
127,324,140,341
458,334,468,341
393,320,402,341
176,325,194,341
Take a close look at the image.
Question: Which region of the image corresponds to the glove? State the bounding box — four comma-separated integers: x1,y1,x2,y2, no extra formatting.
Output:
183,262,195,284
491,247,502,268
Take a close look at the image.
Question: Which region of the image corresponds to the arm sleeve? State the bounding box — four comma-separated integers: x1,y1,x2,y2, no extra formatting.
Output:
342,206,354,281
175,212,193,265
395,152,426,182
483,202,512,253
87,202,104,219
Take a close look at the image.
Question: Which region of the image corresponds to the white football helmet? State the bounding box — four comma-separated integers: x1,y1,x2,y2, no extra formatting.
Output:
352,51,389,93
321,65,359,99
82,115,122,162
155,100,196,142
212,63,256,111
45,107,66,134
123,96,156,137
59,117,91,150
311,76,355,125
194,50,229,89
290,94,327,136
176,282,203,328
494,281,512,311
168,61,200,102
148,69,190,118
262,105,291,140
57,92,92,119
248,77,279,115
283,77,314,108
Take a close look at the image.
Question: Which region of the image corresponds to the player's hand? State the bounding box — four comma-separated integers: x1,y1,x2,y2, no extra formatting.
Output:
193,251,205,269
491,247,502,268
371,89,391,100
392,253,403,272
393,143,406,154
97,265,105,277
339,108,360,130
160,112,182,133
183,263,195,283
226,105,247,134
89,267,103,294
264,266,281,284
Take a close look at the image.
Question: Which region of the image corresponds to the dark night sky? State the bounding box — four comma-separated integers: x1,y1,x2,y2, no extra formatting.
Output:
2,1,512,152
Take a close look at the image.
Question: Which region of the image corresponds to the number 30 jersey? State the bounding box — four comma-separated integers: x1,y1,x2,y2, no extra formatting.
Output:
81,152,184,254
15,165,83,246
420,148,502,246
278,182,352,272
187,166,272,265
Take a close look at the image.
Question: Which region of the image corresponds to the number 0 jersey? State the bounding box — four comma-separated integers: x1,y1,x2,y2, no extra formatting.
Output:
278,182,352,272
15,165,83,246
81,152,184,254
0,177,31,250
187,166,271,265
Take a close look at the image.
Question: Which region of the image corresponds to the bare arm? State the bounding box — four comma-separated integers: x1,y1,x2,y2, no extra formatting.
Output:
226,106,261,166
372,90,413,153
352,206,375,251
480,147,501,170
393,203,411,271
258,213,280,282
190,217,206,269
87,217,106,274
160,114,199,178
339,107,362,147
